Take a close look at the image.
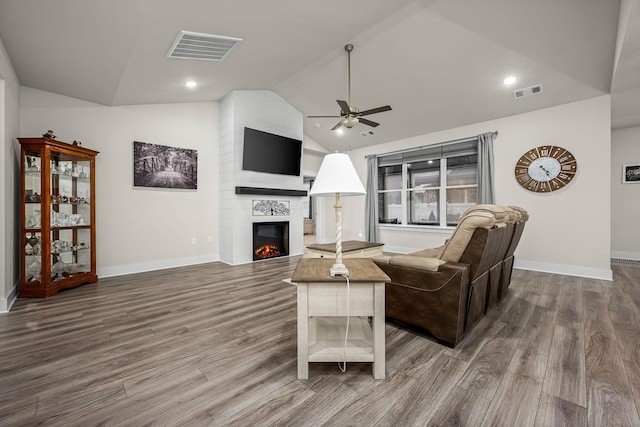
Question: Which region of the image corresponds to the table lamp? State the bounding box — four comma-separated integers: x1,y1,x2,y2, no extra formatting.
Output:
309,152,366,276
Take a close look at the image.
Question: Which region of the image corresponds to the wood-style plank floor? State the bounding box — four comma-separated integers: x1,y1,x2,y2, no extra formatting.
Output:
1,256,640,426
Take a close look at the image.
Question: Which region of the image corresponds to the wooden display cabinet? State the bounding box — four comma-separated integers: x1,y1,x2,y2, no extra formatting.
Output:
19,137,99,297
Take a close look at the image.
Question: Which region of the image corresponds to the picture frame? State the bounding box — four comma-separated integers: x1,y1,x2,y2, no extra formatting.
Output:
133,141,198,189
622,164,640,184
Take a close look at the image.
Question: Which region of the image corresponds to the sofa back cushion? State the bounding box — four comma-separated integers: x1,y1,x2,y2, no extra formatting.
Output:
440,211,496,263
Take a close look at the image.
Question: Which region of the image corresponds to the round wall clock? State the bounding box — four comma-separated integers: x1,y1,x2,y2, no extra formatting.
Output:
514,145,577,193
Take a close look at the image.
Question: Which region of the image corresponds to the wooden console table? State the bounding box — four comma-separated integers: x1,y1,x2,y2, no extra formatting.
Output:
292,258,390,379
305,240,384,259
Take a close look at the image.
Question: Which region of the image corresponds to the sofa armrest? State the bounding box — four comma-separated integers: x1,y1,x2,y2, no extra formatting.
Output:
372,254,445,272
373,260,471,346
390,255,445,272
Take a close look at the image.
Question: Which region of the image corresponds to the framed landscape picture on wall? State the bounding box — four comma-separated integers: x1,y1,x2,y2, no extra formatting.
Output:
623,164,640,184
133,141,198,189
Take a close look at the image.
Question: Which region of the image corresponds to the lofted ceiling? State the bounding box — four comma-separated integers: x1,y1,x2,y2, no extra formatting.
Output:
0,0,637,152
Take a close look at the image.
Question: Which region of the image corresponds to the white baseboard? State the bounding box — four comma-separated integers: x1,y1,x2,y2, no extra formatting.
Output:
98,254,219,278
0,279,19,313
382,249,614,281
611,251,640,261
514,259,612,281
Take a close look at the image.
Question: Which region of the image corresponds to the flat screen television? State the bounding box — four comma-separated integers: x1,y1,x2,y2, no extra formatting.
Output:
242,127,302,176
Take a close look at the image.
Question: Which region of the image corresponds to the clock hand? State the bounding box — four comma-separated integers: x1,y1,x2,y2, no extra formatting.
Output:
539,164,551,177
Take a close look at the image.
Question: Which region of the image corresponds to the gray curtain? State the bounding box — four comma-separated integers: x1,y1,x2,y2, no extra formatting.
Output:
477,132,496,204
365,154,379,242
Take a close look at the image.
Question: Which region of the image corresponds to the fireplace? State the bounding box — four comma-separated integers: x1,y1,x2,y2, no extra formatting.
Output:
252,221,289,260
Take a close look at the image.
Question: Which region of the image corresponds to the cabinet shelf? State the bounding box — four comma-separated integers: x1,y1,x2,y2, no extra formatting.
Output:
51,225,91,230
51,202,91,206
19,137,99,298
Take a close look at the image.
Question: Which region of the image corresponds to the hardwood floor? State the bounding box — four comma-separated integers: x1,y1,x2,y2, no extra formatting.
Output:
1,257,640,426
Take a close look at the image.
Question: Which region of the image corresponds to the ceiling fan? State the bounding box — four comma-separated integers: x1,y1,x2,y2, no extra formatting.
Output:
308,44,392,131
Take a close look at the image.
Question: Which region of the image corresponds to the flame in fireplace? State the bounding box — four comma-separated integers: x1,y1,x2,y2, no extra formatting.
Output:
255,245,281,259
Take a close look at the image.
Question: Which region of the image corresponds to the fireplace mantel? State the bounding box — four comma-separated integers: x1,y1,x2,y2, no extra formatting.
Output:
235,186,308,197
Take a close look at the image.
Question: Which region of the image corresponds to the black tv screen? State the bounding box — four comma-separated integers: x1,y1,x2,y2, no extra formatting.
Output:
242,127,302,176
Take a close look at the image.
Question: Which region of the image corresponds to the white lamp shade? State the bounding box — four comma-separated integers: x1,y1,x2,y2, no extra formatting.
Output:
309,152,366,197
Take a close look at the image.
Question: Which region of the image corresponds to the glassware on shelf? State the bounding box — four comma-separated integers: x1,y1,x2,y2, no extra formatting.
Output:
26,210,41,228
26,192,41,203
69,214,84,225
26,259,41,282
26,156,39,173
52,260,67,279
52,160,65,175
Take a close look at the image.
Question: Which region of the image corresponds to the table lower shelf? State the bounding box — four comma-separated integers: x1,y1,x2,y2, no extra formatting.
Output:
309,317,373,362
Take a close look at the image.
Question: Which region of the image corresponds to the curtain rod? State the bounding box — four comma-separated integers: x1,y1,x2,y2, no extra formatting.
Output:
368,130,498,158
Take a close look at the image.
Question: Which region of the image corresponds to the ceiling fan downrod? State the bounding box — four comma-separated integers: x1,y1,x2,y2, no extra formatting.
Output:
345,44,353,108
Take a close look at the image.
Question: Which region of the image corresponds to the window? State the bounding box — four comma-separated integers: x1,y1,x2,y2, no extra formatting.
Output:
377,140,478,227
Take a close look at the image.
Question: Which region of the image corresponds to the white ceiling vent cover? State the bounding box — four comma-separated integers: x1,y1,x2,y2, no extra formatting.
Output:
167,31,242,61
513,84,543,99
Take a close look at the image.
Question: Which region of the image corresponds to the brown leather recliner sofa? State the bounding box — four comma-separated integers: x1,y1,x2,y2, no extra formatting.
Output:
373,205,528,347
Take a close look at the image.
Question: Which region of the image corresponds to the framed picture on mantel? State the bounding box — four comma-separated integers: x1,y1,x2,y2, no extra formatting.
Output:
133,141,198,189
623,164,640,184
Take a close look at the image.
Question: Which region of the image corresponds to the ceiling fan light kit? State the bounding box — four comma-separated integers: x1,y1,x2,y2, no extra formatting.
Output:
308,44,391,132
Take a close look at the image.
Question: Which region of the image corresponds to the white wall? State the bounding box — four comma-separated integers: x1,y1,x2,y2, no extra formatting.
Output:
20,87,219,277
0,36,20,312
611,126,640,260
341,96,612,280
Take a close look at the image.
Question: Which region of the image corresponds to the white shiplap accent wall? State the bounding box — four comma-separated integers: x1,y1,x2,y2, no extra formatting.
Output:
219,90,305,265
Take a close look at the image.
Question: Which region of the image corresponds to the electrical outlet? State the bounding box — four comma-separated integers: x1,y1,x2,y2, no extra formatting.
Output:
191,238,197,246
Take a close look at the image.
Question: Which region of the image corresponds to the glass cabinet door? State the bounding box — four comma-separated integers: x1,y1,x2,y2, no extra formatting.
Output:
49,156,93,281
23,150,43,284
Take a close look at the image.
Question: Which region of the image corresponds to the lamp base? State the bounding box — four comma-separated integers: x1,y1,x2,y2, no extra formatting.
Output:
330,262,349,277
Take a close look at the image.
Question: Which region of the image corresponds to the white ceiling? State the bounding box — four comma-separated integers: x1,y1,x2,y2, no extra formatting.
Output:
0,0,637,152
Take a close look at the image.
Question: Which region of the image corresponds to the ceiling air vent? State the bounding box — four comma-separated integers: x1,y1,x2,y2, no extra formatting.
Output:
167,31,242,61
360,129,375,137
513,84,543,99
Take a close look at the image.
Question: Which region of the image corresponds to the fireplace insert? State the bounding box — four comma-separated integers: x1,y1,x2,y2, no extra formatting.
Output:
252,221,289,260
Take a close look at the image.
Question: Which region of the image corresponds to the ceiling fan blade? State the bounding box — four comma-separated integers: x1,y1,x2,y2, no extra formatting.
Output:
330,121,344,131
307,115,342,118
357,105,392,116
337,100,351,115
358,118,380,127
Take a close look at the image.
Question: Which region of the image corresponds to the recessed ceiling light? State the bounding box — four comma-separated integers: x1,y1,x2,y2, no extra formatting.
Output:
185,80,198,88
503,75,517,86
